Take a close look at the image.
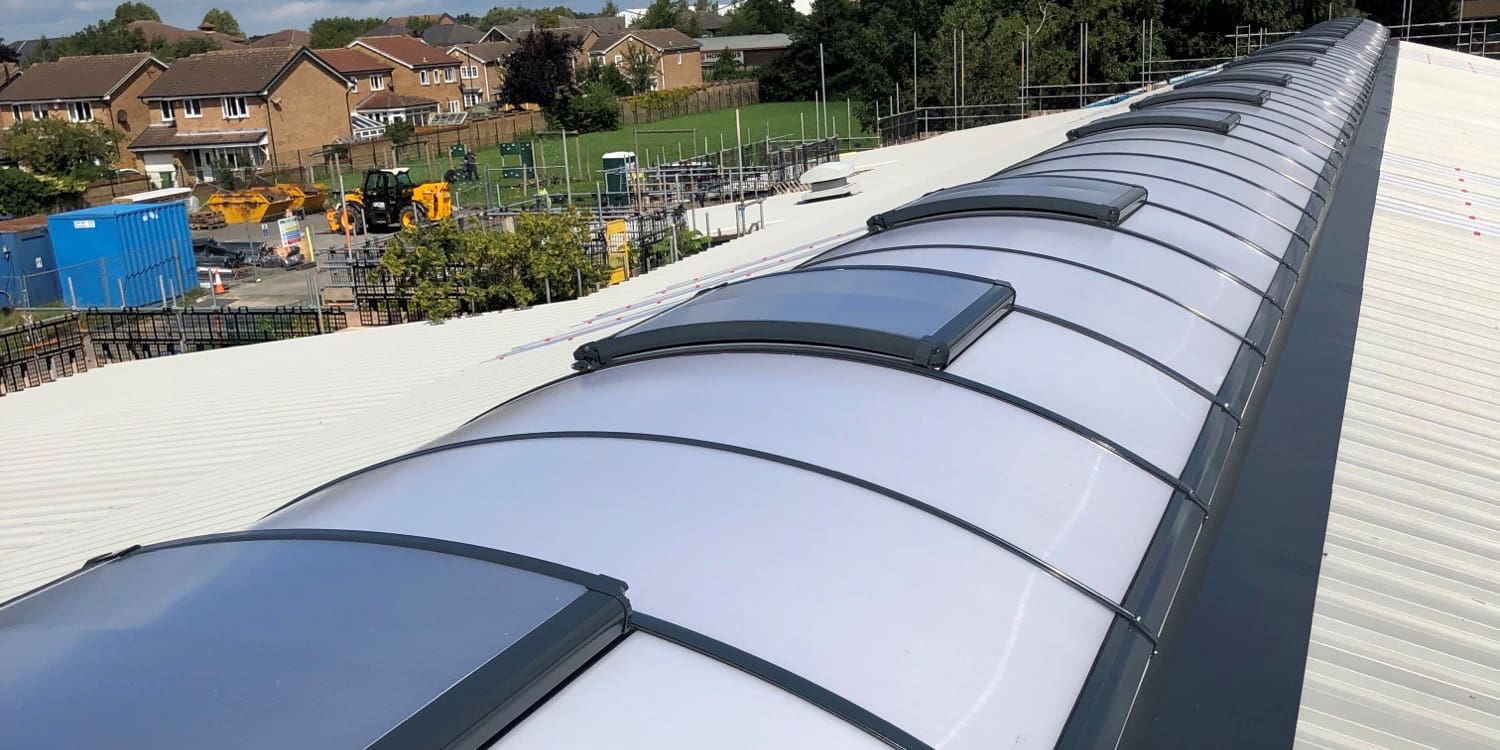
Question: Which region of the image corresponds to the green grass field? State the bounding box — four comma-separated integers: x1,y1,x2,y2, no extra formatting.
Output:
338,101,874,210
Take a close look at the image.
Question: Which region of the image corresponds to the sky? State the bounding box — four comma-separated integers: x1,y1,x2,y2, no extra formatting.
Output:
2,0,612,43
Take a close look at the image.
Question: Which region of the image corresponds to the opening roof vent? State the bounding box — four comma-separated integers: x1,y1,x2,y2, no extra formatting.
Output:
867,174,1147,232
573,266,1015,371
1259,38,1336,52
1177,71,1291,88
1132,85,1271,110
1067,110,1240,140
1223,52,1319,68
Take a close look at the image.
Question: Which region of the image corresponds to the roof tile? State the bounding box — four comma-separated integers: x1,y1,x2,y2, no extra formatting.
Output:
314,47,394,74
0,54,159,103
140,47,303,98
353,36,460,69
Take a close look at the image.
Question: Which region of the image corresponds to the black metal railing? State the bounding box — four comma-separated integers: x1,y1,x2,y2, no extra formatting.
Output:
0,315,89,395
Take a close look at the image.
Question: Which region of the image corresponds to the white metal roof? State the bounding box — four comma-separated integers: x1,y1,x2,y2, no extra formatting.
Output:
1294,41,1500,750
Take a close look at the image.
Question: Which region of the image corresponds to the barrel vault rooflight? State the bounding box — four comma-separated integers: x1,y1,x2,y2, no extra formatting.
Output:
0,17,1395,750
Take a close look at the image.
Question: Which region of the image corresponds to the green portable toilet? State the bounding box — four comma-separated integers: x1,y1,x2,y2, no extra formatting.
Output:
602,151,637,207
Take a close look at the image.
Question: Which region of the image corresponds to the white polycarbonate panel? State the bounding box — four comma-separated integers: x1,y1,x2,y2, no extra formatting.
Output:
830,215,1264,330
435,353,1171,599
1045,140,1314,199
1002,154,1308,230
264,438,1114,750
1171,107,1339,159
1236,110,1344,153
949,315,1213,476
1123,205,1281,289
1260,92,1351,129
495,634,884,750
1010,168,1298,254
1183,99,1342,140
811,246,1241,390
1077,128,1326,181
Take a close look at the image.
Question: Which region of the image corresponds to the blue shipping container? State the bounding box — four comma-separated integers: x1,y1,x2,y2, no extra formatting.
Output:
0,225,63,308
46,202,195,308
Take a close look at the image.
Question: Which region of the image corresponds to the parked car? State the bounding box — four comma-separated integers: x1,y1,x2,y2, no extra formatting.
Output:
192,238,263,268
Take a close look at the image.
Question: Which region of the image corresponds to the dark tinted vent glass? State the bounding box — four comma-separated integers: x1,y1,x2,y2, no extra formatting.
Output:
574,266,1015,370
1260,39,1336,52
1177,71,1291,88
868,174,1147,231
1067,110,1240,139
1223,52,1319,68
0,536,628,750
1132,85,1271,110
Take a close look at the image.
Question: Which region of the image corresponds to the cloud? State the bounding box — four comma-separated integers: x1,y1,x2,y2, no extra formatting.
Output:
4,0,611,41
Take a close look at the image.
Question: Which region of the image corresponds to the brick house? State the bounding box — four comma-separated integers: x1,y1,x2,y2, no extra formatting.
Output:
347,36,465,120
588,29,703,91
0,53,166,170
447,42,513,107
130,47,352,187
312,47,429,127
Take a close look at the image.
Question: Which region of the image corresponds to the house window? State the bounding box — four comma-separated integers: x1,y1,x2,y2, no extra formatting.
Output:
159,100,174,122
222,97,248,119
30,104,46,119
183,99,202,118
677,52,682,65
370,74,386,91
67,101,93,123
448,99,460,113
444,67,456,83
419,70,430,85
9,105,19,122
613,54,622,64
463,92,481,107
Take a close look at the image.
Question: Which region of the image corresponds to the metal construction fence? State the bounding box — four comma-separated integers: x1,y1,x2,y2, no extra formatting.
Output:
0,307,347,396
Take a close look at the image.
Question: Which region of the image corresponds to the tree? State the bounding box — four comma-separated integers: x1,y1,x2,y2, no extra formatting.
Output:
384,119,416,147
535,9,563,27
379,209,604,322
0,168,61,217
554,81,623,133
601,0,621,15
624,46,658,93
678,2,705,36
308,17,385,48
44,19,147,59
635,0,680,28
407,16,437,37
112,1,159,23
579,59,633,96
724,0,797,34
2,119,120,180
500,30,582,113
709,49,741,80
152,37,220,61
199,8,242,37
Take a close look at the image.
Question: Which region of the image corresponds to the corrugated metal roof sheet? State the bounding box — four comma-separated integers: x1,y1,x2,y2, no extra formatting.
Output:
0,106,1116,602
1295,41,1500,750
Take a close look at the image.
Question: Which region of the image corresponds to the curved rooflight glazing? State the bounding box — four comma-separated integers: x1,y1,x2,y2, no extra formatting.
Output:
0,18,1392,750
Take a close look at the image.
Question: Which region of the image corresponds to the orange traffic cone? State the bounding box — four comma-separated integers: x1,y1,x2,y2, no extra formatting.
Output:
212,269,226,295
